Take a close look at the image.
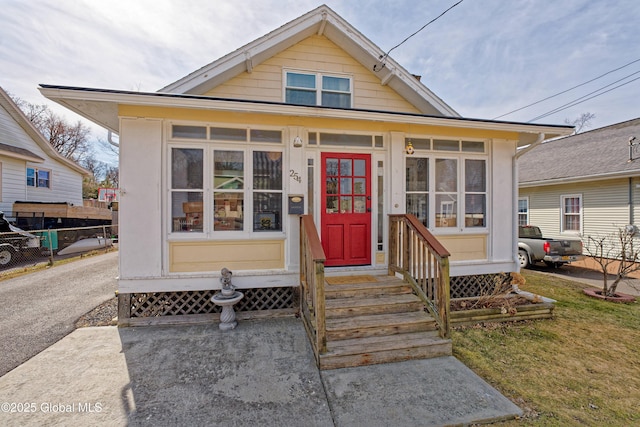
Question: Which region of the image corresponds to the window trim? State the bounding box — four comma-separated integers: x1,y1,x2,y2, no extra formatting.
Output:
405,152,488,233
167,123,285,238
284,70,353,108
560,194,582,234
518,197,529,226
26,166,52,189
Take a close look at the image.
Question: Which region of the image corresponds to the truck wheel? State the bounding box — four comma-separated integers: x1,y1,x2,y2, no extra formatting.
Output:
0,246,15,267
544,261,562,269
518,250,530,268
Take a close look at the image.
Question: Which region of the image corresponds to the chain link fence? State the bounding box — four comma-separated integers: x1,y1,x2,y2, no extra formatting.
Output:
0,224,118,275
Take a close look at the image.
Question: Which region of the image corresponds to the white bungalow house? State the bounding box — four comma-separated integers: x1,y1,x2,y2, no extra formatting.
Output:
40,5,573,330
0,86,87,217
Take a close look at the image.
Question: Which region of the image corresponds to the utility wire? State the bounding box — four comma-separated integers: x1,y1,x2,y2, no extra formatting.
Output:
493,58,640,119
373,0,464,72
529,74,640,122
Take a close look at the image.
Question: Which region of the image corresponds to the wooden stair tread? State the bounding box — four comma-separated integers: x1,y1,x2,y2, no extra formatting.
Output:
325,282,412,292
325,332,450,356
325,293,421,309
326,311,435,331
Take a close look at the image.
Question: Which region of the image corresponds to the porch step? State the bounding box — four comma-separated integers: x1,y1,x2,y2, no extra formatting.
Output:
325,294,424,317
319,331,452,370
324,280,414,299
326,311,439,340
318,275,452,370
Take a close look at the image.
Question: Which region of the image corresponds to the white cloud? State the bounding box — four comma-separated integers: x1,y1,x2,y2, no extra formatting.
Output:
1,0,639,138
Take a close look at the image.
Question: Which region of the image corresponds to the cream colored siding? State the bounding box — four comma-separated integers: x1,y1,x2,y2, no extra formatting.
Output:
439,235,487,261
205,35,421,114
634,177,640,227
582,179,629,237
169,240,285,272
521,179,631,239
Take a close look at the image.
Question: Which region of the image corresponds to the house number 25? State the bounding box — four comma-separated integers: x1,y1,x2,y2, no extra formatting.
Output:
289,169,302,183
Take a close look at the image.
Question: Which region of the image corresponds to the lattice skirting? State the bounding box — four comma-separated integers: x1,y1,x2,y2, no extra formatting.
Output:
450,273,512,299
118,287,298,326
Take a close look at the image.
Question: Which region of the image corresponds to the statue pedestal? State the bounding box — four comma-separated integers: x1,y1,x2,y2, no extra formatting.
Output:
211,291,244,330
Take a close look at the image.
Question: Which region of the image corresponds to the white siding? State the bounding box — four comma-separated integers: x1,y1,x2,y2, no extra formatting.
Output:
491,139,517,263
0,157,27,212
0,100,84,211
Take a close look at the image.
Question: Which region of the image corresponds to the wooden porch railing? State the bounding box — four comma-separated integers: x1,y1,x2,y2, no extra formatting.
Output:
389,214,451,339
299,215,327,362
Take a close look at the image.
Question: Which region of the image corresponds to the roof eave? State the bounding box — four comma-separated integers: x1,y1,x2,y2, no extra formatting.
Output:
39,85,573,140
520,170,640,187
0,87,90,176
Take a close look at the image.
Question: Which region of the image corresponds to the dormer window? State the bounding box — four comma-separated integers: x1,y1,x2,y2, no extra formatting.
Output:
285,71,352,108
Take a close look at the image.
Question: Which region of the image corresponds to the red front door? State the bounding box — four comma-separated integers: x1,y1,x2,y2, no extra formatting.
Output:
321,153,371,266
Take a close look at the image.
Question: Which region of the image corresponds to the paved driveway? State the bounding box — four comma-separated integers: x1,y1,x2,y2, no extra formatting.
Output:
526,263,640,296
0,251,118,376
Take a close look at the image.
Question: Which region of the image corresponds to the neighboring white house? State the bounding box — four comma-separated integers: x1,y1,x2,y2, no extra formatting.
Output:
40,5,573,322
519,118,640,245
0,86,88,216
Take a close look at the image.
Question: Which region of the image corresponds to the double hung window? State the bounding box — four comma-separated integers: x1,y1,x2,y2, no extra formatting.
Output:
518,198,529,226
561,195,582,233
26,167,51,188
285,71,352,108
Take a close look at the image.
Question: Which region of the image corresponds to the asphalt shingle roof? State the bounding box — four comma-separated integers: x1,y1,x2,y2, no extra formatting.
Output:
519,118,640,184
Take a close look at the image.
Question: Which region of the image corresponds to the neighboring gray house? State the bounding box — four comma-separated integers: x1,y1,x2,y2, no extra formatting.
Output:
0,86,88,217
519,118,640,243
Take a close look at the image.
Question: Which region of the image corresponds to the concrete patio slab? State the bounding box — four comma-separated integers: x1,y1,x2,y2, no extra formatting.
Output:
0,318,522,426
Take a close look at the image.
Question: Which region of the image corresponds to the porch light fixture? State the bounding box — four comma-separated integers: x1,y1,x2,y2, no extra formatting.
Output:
405,140,415,155
293,136,303,148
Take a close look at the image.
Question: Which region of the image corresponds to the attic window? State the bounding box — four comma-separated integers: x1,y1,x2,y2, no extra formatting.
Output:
285,71,352,108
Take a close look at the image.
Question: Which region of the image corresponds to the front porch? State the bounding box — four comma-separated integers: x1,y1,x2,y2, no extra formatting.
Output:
116,214,513,370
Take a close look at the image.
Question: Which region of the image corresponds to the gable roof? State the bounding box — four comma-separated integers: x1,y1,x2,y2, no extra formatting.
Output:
0,87,89,175
160,4,458,117
519,118,640,187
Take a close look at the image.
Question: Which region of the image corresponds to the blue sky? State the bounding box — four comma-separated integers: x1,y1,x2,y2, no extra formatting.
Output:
2,0,639,156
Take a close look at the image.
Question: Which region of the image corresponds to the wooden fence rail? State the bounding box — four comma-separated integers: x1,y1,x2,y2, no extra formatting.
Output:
389,214,451,338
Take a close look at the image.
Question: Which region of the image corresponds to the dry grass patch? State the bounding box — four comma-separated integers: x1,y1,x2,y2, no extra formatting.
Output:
452,271,640,426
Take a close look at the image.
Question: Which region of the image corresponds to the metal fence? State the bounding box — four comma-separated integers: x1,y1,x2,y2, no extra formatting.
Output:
0,224,118,275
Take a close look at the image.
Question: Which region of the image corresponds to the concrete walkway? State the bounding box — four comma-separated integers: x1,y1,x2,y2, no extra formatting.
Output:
0,318,521,426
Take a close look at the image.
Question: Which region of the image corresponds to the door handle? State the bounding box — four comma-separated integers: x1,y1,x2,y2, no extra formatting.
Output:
367,208,372,212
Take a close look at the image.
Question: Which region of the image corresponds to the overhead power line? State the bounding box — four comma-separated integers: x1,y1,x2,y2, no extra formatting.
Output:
528,74,640,122
493,58,640,120
373,0,464,72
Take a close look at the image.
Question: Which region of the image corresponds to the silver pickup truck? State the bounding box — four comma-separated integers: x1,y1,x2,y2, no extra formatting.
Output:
518,225,584,268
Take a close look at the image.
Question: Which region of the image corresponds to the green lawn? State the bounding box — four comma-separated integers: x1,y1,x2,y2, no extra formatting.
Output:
452,271,640,426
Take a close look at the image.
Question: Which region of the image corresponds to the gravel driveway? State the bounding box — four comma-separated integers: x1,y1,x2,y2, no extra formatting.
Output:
0,251,118,376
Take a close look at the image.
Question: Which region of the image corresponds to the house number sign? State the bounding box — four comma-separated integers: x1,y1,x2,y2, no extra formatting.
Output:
289,169,302,183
